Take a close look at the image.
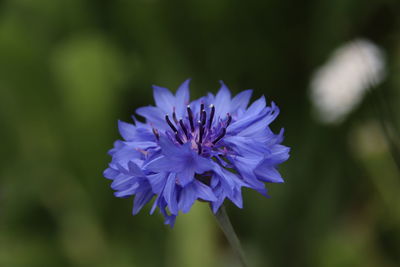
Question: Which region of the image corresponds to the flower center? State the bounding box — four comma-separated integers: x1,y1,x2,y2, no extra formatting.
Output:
154,104,232,156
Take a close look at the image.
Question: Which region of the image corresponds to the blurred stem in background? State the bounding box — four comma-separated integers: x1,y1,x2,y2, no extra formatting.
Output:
356,42,400,173
371,88,400,173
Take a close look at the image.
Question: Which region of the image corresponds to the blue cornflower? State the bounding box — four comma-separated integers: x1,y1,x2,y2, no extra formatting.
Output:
104,80,290,227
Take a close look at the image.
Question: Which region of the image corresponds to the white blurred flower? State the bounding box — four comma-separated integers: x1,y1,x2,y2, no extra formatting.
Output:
310,39,385,124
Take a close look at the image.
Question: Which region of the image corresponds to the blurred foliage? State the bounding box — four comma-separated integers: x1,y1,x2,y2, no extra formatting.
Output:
1,0,400,266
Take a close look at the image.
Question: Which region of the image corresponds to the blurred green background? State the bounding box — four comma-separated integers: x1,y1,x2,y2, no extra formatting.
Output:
1,0,400,266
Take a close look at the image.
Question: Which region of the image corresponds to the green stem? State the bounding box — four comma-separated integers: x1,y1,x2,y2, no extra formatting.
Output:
214,205,248,267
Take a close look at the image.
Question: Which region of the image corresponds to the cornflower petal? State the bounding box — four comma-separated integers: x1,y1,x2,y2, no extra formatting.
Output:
230,89,253,111
153,85,175,113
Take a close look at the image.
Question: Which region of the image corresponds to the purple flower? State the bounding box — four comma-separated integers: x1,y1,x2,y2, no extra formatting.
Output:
104,79,290,227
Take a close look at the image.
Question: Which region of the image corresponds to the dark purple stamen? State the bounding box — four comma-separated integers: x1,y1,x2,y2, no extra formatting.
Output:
165,115,178,132
179,119,189,139
212,128,226,145
201,110,206,125
167,103,227,147
175,132,183,144
197,142,202,155
198,121,204,144
226,113,232,127
208,104,215,129
187,105,195,132
152,128,159,140
172,111,179,125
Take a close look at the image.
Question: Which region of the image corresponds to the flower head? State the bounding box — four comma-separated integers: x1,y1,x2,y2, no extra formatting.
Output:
104,80,290,226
